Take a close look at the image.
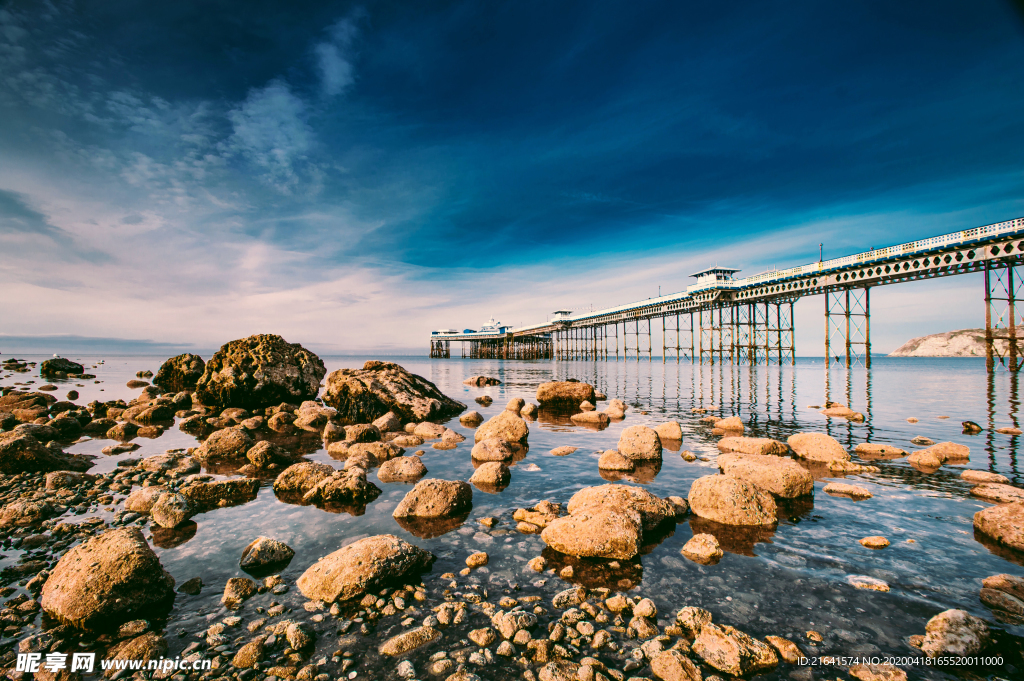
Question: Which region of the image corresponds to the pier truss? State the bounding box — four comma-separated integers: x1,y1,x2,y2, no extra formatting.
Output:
431,216,1024,369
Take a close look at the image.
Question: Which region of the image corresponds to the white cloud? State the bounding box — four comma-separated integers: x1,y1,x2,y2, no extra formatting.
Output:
228,80,314,193
315,17,358,97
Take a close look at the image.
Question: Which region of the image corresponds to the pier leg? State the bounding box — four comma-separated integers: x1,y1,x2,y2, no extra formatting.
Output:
825,288,870,368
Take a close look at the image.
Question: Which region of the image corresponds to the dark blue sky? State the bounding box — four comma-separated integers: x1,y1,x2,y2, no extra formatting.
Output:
2,0,1023,351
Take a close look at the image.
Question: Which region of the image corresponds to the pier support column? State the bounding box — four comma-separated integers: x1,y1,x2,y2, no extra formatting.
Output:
825,287,870,368
985,260,1024,371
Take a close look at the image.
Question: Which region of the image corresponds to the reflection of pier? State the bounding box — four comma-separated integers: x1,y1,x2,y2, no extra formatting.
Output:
431,217,1024,371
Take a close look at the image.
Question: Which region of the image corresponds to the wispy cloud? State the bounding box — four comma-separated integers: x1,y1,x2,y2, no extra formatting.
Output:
315,16,360,97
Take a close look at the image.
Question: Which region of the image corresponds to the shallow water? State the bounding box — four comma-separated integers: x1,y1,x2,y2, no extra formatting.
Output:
4,354,1024,680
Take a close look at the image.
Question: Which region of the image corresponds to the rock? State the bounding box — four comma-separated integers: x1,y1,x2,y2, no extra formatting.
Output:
44,470,94,489
860,536,890,549
536,381,596,405
194,334,325,410
150,493,195,529
604,399,627,419
469,627,496,646
240,537,295,571
714,416,744,432
286,621,314,649
682,533,723,564
676,606,712,637
153,354,206,392
274,462,336,496
974,502,1024,551
909,441,970,470
980,587,1024,615
541,507,642,560
372,411,402,432
377,456,428,483
492,609,538,639
570,411,610,427
982,573,1024,601
460,411,484,426
40,357,84,376
106,632,168,672
650,649,701,681
393,479,473,518
296,534,434,602
718,436,788,456
579,400,595,411
267,411,296,433
506,397,526,413
550,446,576,456
469,461,511,488
997,426,1023,435
717,452,813,498
521,403,538,417
40,527,175,629
126,379,150,389
464,376,502,387
847,575,890,591
0,500,54,527
787,432,850,464
566,484,675,530
301,467,382,507
598,450,633,471
854,443,908,459
688,474,777,526
970,483,1024,504
693,622,778,676
348,441,403,462
962,470,1010,484
618,425,663,460
538,661,580,681
322,361,465,423
222,577,257,608
246,441,289,469
654,421,683,442
412,422,446,439
0,431,91,474
140,453,199,477
823,482,873,499
378,625,441,655
764,635,801,664
466,551,488,568
474,411,529,444
124,486,167,514
920,609,990,657
232,636,266,668
193,428,254,464
180,478,259,512
471,437,515,461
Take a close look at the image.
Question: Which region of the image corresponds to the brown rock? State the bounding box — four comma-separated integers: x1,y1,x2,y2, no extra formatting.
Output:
536,381,596,406
378,626,441,655
0,431,92,474
221,577,257,608
849,664,908,681
598,450,633,471
962,470,1010,484
681,533,723,565
566,483,675,530
787,432,850,464
764,635,801,664
717,452,813,498
860,535,890,549
854,443,908,459
124,486,167,514
180,478,259,512
980,587,1024,615
464,376,501,387
675,606,712,637
301,467,381,507
618,425,663,460
322,360,465,423
714,416,744,432
982,573,1024,601
153,353,206,393
718,436,788,456
471,437,515,461
460,411,484,426
538,661,580,681
692,623,778,676
474,411,529,444
650,649,701,681
232,636,267,668
823,482,873,499
466,552,488,568
469,461,510,489
239,536,294,570
393,479,473,518
654,421,683,442
274,461,336,496
970,483,1024,504
541,507,642,560
550,446,577,456
688,474,777,526
296,534,434,602
570,411,610,427
193,428,254,464
40,527,175,629
378,456,428,483
920,609,990,657
973,502,1024,551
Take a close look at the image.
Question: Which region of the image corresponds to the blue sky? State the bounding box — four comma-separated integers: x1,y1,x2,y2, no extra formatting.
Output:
2,0,1023,354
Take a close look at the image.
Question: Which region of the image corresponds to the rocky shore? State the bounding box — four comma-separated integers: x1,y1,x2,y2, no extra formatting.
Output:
1,336,1023,681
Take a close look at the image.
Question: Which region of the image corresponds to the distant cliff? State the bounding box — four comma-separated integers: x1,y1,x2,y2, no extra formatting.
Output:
889,328,1009,357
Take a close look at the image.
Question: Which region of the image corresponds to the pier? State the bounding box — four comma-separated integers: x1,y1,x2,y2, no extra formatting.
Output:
430,217,1024,371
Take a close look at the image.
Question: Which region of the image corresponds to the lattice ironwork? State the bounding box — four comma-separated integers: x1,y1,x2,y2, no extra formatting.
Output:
825,287,871,368
985,261,1024,372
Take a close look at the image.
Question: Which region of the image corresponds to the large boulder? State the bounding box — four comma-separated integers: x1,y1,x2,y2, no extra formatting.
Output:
787,432,850,464
377,456,428,483
718,436,788,457
471,437,515,461
618,425,663,460
40,357,84,377
688,474,777,526
693,623,779,676
393,479,473,519
300,467,382,507
195,334,326,410
920,609,990,657
718,453,813,498
40,527,175,630
536,381,596,406
296,534,434,603
565,484,674,531
321,361,464,424
541,507,643,560
0,431,92,474
180,479,260,512
474,411,529,444
274,462,336,496
153,354,206,392
973,502,1024,551
193,428,254,464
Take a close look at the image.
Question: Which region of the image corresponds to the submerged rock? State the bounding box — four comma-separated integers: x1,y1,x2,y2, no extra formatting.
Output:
920,609,990,657
195,334,326,410
322,360,465,423
718,436,788,457
40,527,175,630
296,534,434,602
681,533,723,565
